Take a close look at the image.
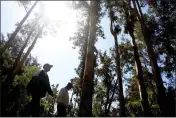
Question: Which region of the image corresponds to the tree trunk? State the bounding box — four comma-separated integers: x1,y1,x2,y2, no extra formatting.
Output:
13,16,40,70
132,0,167,116
13,23,46,74
0,1,38,55
107,79,118,115
79,17,90,97
104,74,111,116
113,35,126,117
78,1,100,116
74,92,78,109
129,30,151,116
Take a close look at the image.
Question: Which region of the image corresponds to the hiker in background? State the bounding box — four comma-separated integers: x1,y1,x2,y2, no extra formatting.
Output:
23,63,54,117
56,82,73,117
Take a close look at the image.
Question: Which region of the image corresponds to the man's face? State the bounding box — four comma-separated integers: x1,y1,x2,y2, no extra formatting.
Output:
67,84,73,90
44,66,51,72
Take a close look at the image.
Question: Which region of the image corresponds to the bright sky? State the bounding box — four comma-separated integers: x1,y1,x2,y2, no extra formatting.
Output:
1,1,117,95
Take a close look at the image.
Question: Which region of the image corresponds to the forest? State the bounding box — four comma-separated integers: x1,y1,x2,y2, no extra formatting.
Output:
0,0,176,117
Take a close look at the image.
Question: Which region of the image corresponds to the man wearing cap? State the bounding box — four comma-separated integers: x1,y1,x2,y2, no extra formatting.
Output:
24,63,54,116
56,83,73,117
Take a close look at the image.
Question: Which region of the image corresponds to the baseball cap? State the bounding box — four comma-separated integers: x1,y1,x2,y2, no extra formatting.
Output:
43,63,53,68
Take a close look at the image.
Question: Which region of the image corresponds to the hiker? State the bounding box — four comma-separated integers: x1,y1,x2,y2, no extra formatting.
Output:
23,63,54,117
56,82,73,117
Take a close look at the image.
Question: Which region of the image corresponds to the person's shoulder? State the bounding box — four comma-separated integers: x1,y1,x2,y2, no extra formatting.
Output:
33,70,42,76
60,87,65,91
58,88,64,95
40,70,46,75
60,87,67,92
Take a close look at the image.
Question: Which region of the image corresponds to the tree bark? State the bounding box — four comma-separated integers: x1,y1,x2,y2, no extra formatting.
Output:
132,0,167,116
109,16,126,116
104,73,111,116
129,30,151,116
107,79,118,115
13,16,40,70
0,1,38,55
122,1,151,115
78,1,100,116
79,16,90,97
113,35,126,117
13,23,46,74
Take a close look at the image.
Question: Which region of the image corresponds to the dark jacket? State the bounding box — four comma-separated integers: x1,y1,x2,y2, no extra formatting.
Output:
27,70,53,97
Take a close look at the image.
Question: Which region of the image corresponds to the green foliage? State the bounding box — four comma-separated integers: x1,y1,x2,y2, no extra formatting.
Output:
71,77,80,94
17,1,31,12
151,1,176,79
14,66,39,87
42,84,59,116
0,32,41,116
92,82,105,116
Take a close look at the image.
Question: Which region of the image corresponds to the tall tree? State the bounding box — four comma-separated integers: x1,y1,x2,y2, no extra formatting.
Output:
151,0,176,85
70,3,105,114
131,0,167,116
122,1,151,116
109,9,126,116
69,1,90,98
13,16,41,72
13,23,46,74
78,1,100,116
0,1,38,55
70,11,90,97
78,17,89,96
